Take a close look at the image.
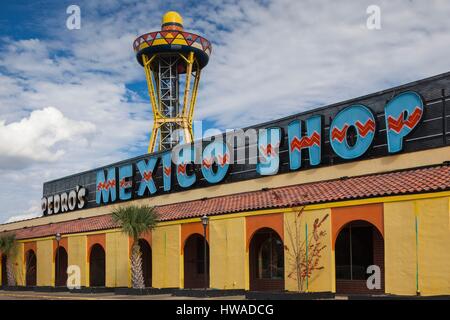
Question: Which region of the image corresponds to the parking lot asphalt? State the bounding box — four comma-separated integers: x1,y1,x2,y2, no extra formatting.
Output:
0,290,245,300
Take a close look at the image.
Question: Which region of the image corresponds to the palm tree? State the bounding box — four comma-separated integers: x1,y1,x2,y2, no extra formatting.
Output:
0,233,18,286
112,205,158,289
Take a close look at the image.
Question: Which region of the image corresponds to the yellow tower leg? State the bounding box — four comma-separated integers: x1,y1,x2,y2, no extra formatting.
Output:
148,124,160,154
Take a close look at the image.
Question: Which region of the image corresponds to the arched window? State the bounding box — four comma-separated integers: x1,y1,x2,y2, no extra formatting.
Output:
138,239,152,288
335,220,385,293
258,234,284,279
1,254,7,286
183,233,209,289
89,244,105,287
249,228,284,291
55,247,68,287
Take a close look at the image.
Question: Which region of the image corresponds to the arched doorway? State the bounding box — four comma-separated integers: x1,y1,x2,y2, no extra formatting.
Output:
335,220,385,294
249,228,284,291
183,234,209,289
89,244,105,287
1,254,7,286
139,239,152,288
55,247,68,287
25,250,37,286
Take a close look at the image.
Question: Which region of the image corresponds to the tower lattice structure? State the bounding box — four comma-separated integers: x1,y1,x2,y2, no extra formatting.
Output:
133,11,212,152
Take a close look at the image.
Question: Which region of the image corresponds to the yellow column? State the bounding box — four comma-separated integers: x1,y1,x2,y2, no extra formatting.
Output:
416,197,450,295
384,200,421,295
105,232,130,287
36,240,53,286
385,197,450,296
209,217,246,289
68,235,87,287
13,243,24,286
152,224,181,288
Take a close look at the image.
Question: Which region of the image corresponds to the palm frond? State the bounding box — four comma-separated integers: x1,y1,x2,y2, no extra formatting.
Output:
0,233,17,256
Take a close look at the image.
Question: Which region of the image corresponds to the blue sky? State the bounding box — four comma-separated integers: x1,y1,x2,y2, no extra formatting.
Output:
1,0,450,222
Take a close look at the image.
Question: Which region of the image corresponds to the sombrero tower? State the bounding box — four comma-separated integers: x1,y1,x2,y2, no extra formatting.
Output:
133,11,212,152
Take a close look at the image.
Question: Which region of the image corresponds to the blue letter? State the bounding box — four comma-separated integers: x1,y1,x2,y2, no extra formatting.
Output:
385,91,424,153
288,115,322,170
330,105,376,159
137,158,158,196
257,127,281,176
119,164,133,200
96,167,117,204
201,140,231,184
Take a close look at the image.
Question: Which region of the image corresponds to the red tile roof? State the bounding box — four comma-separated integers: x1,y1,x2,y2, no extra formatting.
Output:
4,164,450,240
8,214,119,240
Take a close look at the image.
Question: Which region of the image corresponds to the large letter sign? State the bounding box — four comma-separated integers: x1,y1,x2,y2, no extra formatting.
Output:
50,90,429,213
330,105,376,159
385,91,424,153
257,128,281,176
137,157,158,196
175,145,197,188
201,141,231,184
288,115,322,170
96,167,117,204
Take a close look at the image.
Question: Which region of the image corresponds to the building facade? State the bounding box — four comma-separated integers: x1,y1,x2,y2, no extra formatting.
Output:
0,72,449,296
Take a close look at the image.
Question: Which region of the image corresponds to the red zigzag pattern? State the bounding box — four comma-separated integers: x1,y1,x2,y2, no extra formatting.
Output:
177,164,187,175
355,119,375,137
218,153,229,167
260,144,278,157
142,171,153,182
290,132,321,152
164,167,171,177
387,107,422,134
119,178,132,188
331,119,375,142
202,154,230,168
97,180,116,191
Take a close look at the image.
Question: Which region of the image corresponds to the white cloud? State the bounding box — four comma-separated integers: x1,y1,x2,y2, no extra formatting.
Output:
5,212,41,224
0,107,96,169
192,0,450,128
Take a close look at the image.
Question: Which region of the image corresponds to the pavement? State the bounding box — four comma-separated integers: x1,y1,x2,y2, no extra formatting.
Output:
0,290,246,300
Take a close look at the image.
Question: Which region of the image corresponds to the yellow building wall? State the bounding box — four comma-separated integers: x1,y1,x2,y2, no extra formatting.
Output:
384,201,417,295
105,231,130,287
416,197,450,295
68,235,87,287
284,208,333,292
385,197,450,296
36,239,53,286
4,193,450,295
209,217,246,290
11,242,24,286
152,224,181,288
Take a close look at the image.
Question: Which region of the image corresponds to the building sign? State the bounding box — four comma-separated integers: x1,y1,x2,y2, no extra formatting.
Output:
42,69,450,216
90,91,424,206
